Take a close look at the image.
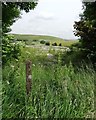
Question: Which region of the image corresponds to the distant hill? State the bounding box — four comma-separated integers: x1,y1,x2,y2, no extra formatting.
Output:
11,34,78,47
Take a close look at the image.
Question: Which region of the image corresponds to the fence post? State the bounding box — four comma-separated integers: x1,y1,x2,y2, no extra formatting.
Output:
26,60,32,95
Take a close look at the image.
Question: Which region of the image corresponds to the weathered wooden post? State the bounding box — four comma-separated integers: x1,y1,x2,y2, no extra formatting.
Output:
26,60,32,95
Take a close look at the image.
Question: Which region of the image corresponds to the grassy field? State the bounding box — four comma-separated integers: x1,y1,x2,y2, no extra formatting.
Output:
2,34,95,119
3,44,95,119
3,60,95,119
12,34,78,47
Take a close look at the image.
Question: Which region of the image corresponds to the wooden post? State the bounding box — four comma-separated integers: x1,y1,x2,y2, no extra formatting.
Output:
26,60,32,95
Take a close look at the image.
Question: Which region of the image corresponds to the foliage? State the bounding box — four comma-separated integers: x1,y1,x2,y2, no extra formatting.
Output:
2,1,96,118
40,40,46,44
74,2,96,63
45,42,50,46
2,1,38,66
2,41,95,118
2,60,95,118
59,43,62,46
33,39,38,42
2,62,26,118
2,2,38,33
13,34,78,47
2,34,21,66
52,42,57,46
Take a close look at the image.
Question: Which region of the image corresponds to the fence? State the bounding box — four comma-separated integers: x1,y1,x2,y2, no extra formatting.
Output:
26,60,32,96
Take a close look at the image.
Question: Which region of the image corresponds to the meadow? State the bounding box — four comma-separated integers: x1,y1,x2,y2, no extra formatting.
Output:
2,34,95,119
13,34,78,47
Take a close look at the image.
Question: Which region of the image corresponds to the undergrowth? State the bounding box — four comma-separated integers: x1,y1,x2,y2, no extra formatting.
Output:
2,61,95,119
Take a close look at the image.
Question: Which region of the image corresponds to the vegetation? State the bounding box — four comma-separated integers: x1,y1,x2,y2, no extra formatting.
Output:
59,43,62,46
13,34,77,47
40,40,46,44
2,2,38,33
2,1,96,119
3,53,95,118
52,42,57,46
74,1,96,63
2,43,95,118
2,1,38,66
2,34,21,66
45,41,50,46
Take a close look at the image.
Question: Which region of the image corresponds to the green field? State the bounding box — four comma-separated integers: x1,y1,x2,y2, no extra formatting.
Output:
2,0,96,118
12,34,78,47
3,34,95,119
3,60,95,118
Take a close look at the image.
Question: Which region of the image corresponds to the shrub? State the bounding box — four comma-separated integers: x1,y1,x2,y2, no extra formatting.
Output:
52,42,57,46
33,39,38,42
17,39,22,42
59,43,62,46
40,40,46,44
45,42,50,46
23,39,27,42
31,43,35,45
2,35,21,66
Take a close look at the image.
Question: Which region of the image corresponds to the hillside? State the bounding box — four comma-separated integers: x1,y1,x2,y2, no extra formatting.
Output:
12,34,78,47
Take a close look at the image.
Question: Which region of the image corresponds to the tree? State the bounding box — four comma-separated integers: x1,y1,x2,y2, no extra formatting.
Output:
2,1,38,66
74,1,96,62
2,2,38,33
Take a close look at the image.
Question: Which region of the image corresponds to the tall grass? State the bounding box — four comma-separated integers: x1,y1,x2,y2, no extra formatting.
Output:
2,61,95,119
2,62,26,118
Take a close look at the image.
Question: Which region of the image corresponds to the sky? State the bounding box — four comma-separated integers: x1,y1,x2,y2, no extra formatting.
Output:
10,0,83,39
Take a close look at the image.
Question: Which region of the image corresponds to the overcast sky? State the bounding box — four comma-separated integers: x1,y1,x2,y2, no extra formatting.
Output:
10,0,83,39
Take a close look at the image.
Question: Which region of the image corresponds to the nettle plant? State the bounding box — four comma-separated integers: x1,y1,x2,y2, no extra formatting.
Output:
2,34,21,66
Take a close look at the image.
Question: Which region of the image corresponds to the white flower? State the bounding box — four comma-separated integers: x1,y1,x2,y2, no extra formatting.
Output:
10,65,15,68
47,53,54,59
7,81,9,85
32,64,35,66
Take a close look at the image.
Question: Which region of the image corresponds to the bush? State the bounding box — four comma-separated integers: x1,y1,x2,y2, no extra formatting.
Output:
45,42,50,46
52,42,57,46
59,43,62,46
17,39,22,42
2,34,21,66
40,40,46,44
33,39,38,42
31,43,35,45
23,39,27,42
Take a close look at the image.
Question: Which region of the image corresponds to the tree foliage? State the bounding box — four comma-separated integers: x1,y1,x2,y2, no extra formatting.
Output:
2,2,38,33
2,34,21,66
74,2,96,62
2,1,38,66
